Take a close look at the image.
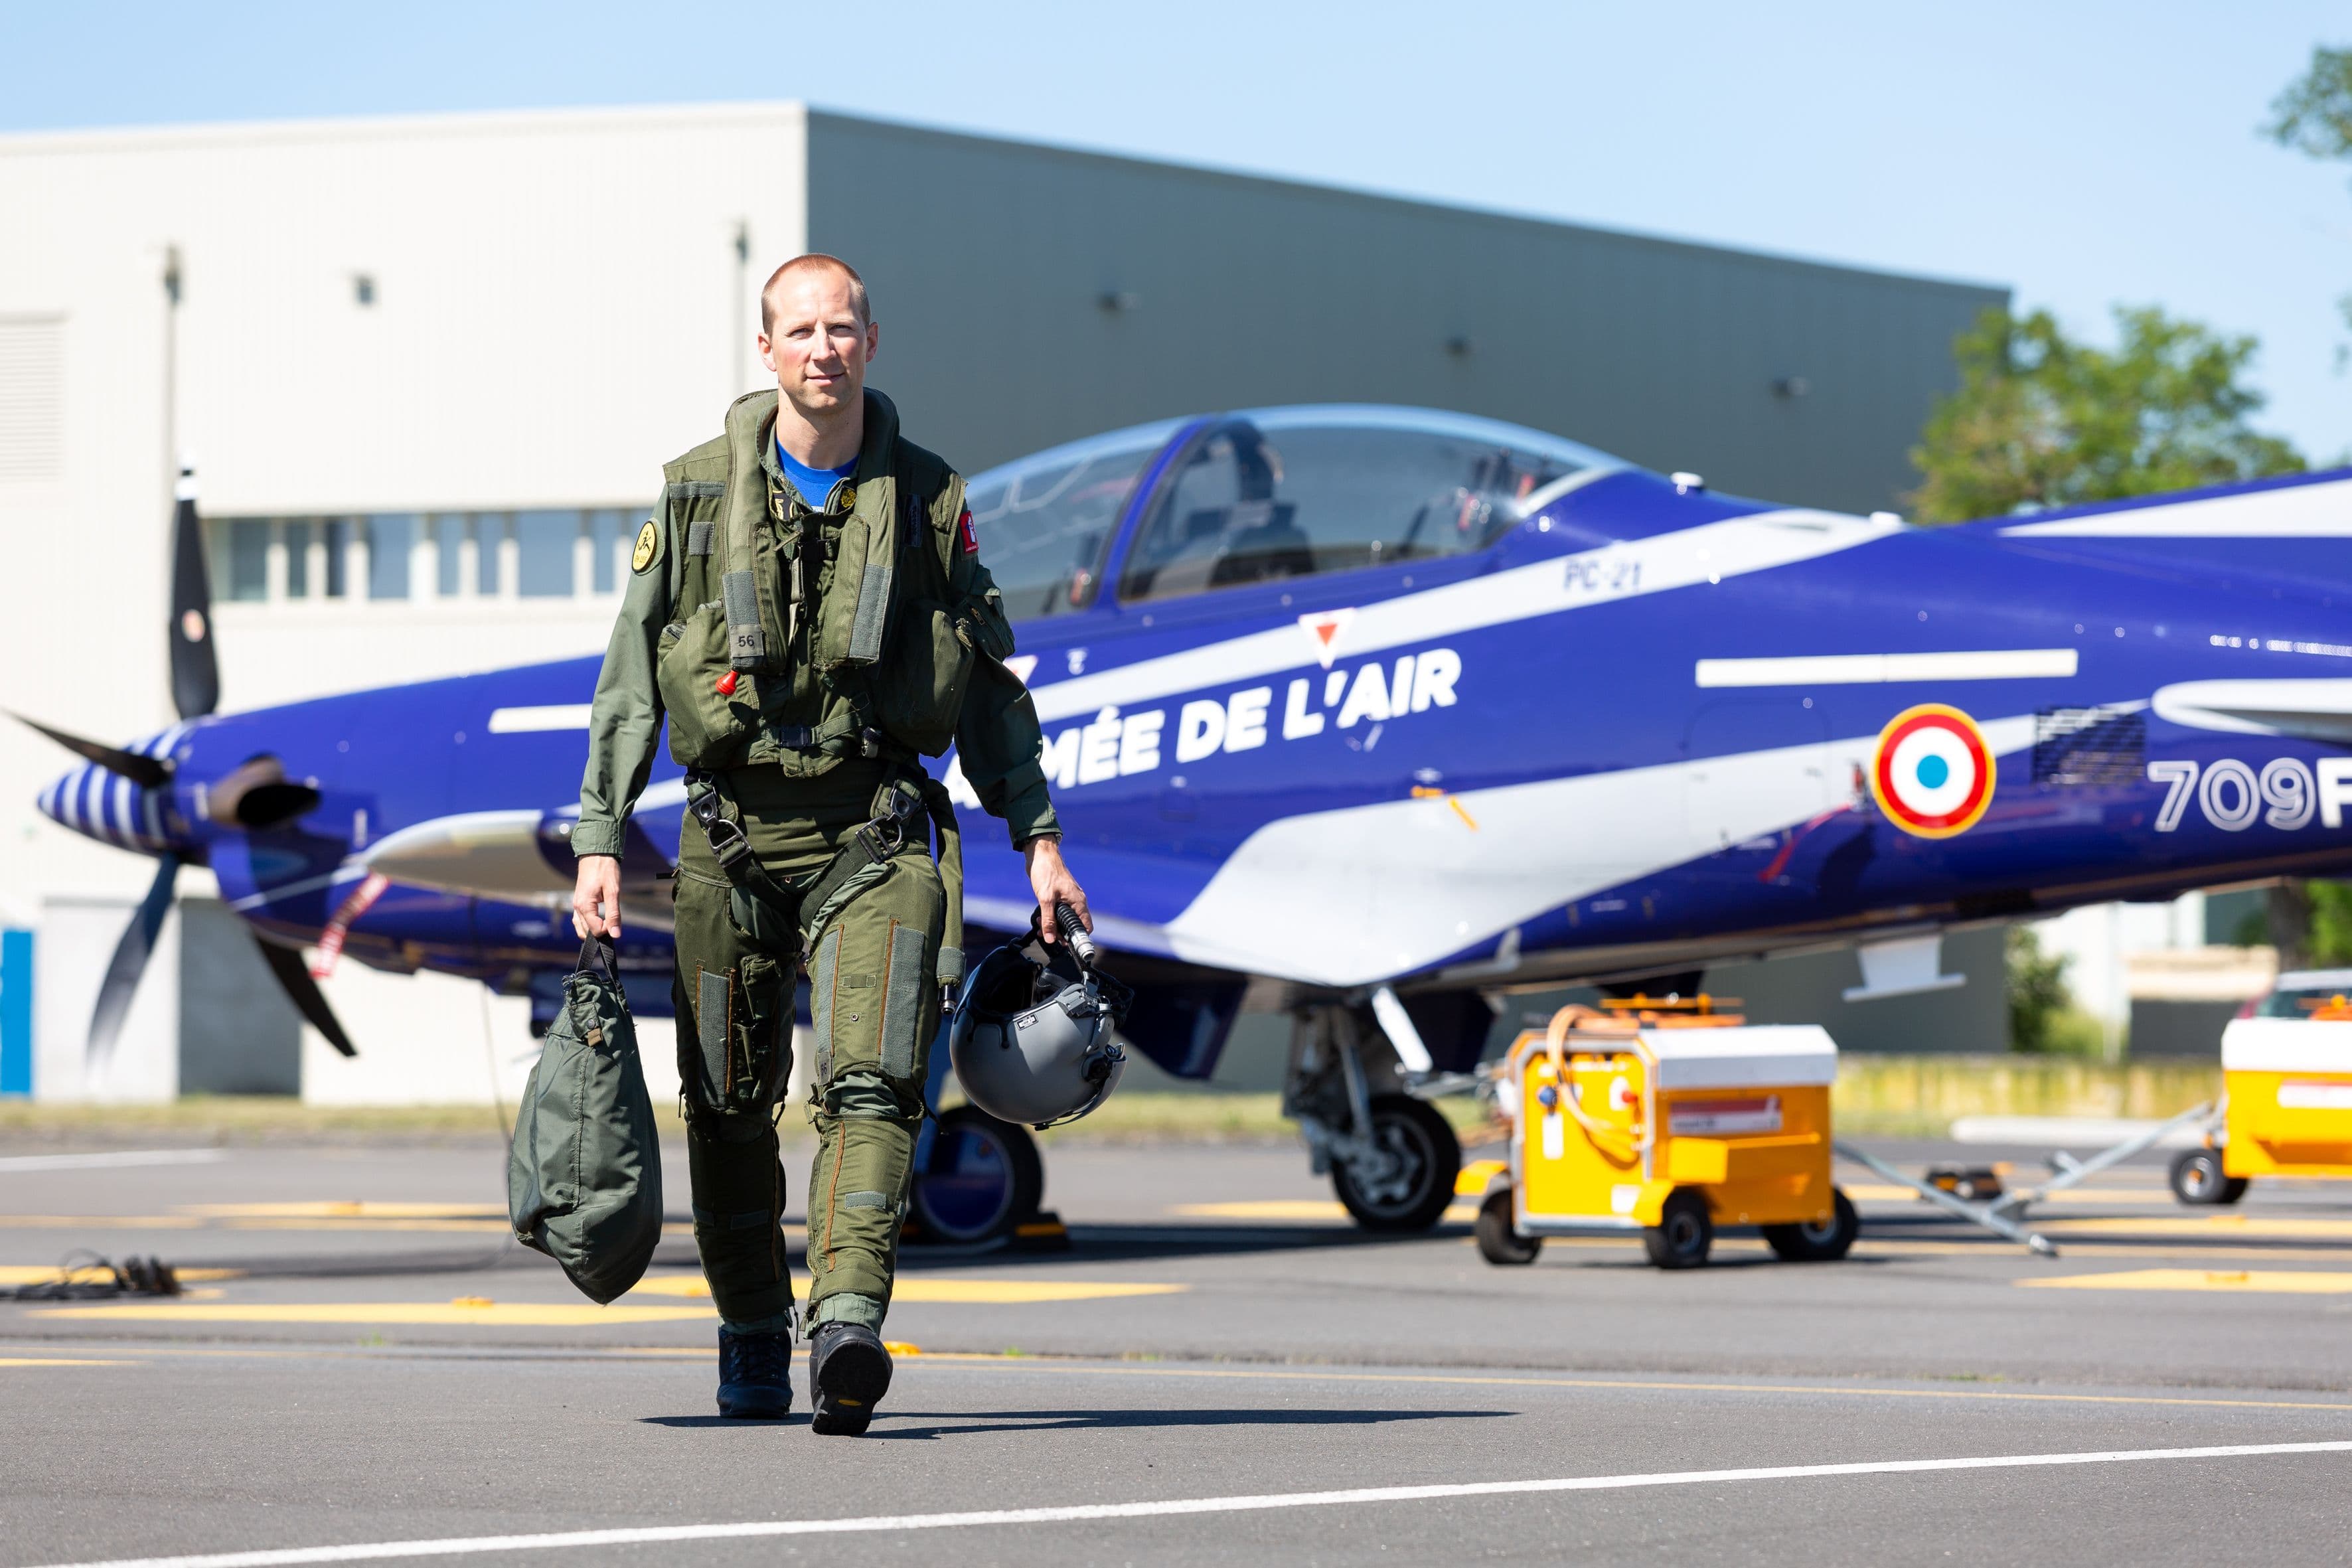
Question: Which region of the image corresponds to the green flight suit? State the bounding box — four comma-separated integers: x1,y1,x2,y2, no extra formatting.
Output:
574,386,1058,1336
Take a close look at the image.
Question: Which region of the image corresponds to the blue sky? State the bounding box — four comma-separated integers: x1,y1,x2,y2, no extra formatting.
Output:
5,1,2346,462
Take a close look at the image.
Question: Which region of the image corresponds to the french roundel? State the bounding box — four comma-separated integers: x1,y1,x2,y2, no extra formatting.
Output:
1870,704,1994,838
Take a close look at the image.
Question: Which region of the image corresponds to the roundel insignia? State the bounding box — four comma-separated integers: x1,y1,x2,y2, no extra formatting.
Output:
1870,703,1995,838
630,520,660,574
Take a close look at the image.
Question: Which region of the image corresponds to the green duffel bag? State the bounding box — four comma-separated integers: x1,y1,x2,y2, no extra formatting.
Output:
507,936,665,1303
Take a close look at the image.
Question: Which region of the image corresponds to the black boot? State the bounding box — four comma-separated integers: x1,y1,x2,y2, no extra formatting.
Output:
716,1326,793,1419
807,1321,892,1435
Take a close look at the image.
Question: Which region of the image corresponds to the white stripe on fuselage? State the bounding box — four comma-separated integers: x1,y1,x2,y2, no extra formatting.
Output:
1696,649,2078,686
1146,714,2037,988
1999,477,2352,537
1029,509,1896,723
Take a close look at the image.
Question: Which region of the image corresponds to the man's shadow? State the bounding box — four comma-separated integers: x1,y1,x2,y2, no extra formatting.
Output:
641,1408,1510,1439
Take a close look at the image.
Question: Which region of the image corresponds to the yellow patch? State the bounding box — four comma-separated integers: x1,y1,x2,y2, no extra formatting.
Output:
2018,1269,2352,1294
631,520,660,574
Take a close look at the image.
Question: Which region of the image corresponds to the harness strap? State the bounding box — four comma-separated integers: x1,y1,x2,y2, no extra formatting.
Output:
680,767,963,1001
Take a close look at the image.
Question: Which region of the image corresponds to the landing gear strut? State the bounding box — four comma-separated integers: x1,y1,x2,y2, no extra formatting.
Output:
1285,1004,1461,1231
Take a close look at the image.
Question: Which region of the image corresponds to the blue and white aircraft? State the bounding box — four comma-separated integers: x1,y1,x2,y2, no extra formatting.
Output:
29,405,2352,1237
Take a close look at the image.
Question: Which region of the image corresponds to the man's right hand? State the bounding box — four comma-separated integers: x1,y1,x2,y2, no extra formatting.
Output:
573,854,623,939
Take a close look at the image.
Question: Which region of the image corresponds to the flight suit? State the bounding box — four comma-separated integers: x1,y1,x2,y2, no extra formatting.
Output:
574,386,1058,1336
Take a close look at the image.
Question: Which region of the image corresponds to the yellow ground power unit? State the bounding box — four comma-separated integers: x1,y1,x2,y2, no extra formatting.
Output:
1475,1000,1858,1269
2171,1013,2352,1206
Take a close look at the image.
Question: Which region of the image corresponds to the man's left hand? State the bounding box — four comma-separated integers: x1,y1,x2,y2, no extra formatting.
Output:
1024,836,1091,944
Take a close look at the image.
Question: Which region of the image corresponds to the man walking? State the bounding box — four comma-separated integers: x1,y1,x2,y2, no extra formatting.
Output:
571,253,1087,1434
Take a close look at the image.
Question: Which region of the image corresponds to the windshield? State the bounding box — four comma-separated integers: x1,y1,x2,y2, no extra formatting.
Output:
1117,406,1620,603
963,420,1184,619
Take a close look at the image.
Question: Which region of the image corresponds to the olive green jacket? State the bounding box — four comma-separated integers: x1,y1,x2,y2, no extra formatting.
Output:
574,388,1059,858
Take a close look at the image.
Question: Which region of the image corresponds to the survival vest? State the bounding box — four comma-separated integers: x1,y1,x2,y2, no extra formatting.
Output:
651,387,1013,773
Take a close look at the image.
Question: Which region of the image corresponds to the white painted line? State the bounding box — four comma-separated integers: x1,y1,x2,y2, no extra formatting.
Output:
485,706,592,734
0,1148,226,1174
1693,649,2078,688
32,1441,2352,1567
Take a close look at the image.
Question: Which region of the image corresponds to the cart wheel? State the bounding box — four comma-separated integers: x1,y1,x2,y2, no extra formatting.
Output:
1763,1188,1860,1262
1331,1093,1463,1232
1474,1188,1541,1266
1643,1188,1713,1269
2168,1148,2248,1207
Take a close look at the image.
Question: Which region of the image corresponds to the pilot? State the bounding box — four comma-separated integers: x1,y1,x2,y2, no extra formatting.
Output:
570,252,1087,1435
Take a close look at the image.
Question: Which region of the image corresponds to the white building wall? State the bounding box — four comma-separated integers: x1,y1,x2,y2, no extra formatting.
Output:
0,105,809,1099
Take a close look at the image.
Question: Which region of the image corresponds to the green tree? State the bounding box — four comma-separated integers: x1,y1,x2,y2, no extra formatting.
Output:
1908,305,2304,524
2268,44,2352,352
2005,924,2075,1054
2268,44,2352,165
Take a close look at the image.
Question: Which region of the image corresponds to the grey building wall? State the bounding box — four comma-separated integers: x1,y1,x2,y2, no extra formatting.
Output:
808,113,2006,516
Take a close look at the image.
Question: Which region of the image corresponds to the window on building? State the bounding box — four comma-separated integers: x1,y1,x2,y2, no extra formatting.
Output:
322,518,350,598
1117,412,1611,604
283,520,313,597
432,514,465,597
367,514,414,599
591,510,627,595
476,514,506,597
963,421,1179,620
221,519,269,601
515,510,576,598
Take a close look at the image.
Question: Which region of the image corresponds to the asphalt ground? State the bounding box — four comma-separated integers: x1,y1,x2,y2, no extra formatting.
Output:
2,1133,2350,1566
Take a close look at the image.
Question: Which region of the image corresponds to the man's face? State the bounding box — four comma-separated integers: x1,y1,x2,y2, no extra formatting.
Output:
758,269,877,419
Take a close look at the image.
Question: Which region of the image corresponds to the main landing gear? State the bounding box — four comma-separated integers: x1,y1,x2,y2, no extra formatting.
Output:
1284,1004,1463,1232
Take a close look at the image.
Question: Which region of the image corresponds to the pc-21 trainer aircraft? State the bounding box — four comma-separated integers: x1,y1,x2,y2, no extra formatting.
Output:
29,404,2352,1242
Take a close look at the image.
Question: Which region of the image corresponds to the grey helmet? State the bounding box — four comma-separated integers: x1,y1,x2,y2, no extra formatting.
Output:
949,913,1131,1130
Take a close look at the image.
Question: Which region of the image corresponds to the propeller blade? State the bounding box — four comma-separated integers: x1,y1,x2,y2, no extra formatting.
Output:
253,936,357,1058
10,713,172,790
169,465,220,720
87,854,182,1070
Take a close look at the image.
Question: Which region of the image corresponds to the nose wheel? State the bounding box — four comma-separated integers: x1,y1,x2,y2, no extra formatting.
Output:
907,1104,1044,1246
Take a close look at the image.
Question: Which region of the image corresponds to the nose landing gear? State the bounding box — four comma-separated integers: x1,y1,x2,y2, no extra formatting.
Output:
1286,1004,1464,1233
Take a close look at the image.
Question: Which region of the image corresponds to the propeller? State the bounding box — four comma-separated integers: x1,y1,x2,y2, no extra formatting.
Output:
169,461,220,722
25,459,358,1075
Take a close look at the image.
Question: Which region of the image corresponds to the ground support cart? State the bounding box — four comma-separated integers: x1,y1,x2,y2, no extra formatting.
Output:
2171,1016,2352,1205
1475,1001,1855,1269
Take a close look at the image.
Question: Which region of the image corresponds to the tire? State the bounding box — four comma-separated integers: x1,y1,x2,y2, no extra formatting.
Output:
1642,1188,1714,1269
1474,1188,1541,1265
2169,1148,2249,1207
1331,1093,1463,1232
909,1105,1044,1245
1763,1188,1860,1262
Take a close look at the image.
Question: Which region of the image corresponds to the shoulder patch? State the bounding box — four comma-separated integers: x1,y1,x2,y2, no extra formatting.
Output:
957,507,979,555
631,520,661,574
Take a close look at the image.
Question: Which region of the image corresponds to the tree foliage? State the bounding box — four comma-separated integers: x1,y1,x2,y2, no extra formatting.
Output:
2006,925,2075,1054
1907,305,2304,524
2267,45,2352,164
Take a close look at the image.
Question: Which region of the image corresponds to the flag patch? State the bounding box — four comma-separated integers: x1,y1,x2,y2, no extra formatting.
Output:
958,508,979,554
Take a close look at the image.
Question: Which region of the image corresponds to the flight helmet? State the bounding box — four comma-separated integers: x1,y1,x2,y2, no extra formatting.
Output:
949,913,1131,1129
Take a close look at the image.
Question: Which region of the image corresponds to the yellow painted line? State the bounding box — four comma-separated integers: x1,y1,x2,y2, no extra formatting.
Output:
627,1274,1186,1305
2041,1215,2352,1239
179,1202,505,1219
0,1214,506,1234
1172,1200,1478,1222
1456,1160,1507,1196
1844,1184,2175,1206
0,1265,241,1285
31,1302,718,1326
0,1356,133,1366
2019,1269,2352,1294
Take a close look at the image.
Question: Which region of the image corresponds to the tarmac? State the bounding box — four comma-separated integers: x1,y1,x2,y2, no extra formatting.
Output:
2,1131,2349,1566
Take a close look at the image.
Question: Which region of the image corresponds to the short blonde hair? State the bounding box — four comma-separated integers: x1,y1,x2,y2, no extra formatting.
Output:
761,253,869,333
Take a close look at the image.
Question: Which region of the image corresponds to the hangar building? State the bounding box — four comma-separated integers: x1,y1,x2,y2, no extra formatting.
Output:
0,103,2011,1100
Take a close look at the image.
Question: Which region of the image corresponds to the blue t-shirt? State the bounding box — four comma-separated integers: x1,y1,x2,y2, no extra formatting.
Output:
777,439,857,510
